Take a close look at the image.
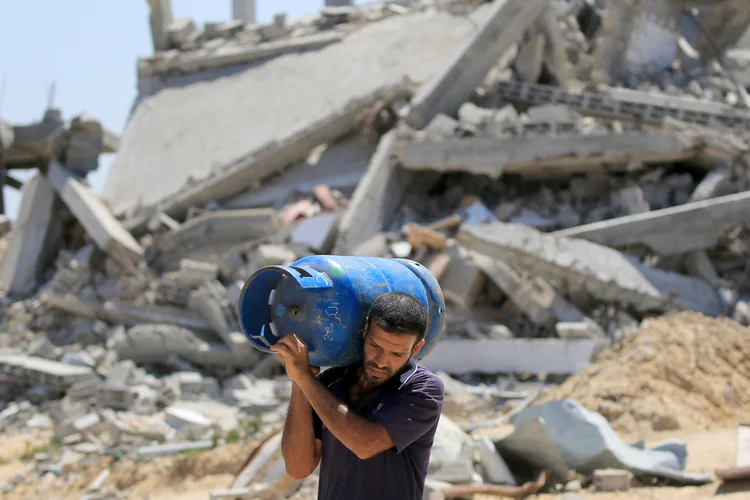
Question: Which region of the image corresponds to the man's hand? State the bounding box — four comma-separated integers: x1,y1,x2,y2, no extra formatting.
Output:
271,334,319,383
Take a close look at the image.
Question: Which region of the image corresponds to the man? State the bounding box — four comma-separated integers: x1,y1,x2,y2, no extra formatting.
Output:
271,291,445,500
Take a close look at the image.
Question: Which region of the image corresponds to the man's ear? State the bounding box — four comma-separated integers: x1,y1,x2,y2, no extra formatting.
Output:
411,338,425,358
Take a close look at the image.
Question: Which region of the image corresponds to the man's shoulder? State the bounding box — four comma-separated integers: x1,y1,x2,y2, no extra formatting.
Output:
401,364,444,399
316,365,351,387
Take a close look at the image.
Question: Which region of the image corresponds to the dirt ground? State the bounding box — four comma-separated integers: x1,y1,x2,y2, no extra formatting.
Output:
0,426,747,499
0,436,253,500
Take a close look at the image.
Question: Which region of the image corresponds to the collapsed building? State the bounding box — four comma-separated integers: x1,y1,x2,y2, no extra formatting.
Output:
2,0,750,497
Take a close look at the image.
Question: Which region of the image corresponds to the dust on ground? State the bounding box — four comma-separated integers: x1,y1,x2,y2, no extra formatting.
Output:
537,311,750,437
0,424,747,499
0,437,254,500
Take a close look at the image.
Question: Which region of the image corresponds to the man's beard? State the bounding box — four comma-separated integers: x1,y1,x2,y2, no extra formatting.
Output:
362,360,408,387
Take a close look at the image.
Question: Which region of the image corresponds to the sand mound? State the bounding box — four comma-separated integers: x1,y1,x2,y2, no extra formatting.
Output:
537,312,750,437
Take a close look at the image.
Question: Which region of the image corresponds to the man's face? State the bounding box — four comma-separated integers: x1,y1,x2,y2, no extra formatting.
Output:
361,321,424,387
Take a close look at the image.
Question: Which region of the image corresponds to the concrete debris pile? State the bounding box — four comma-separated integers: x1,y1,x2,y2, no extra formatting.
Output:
537,311,750,437
2,0,750,497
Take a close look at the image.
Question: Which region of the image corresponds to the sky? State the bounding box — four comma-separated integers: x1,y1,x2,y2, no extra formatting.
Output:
0,0,362,221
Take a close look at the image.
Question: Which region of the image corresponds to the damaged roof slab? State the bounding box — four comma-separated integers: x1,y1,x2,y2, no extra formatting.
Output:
104,7,491,220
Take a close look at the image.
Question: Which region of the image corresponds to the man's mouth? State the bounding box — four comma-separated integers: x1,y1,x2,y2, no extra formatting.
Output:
367,365,388,378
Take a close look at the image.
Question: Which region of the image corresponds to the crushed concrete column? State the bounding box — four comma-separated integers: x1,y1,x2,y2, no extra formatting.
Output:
147,0,173,52
458,222,723,316
334,130,409,254
0,175,61,297
232,0,256,24
46,162,144,269
401,0,548,128
695,0,750,60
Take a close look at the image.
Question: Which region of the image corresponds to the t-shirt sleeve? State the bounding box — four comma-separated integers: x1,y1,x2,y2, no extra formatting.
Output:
370,373,445,454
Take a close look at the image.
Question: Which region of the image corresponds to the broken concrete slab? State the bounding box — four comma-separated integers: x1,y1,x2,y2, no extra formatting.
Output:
222,134,374,211
110,10,490,227
401,0,548,128
495,81,750,131
40,292,214,331
500,399,711,485
136,440,214,460
153,209,279,259
555,190,750,256
421,338,602,375
439,254,485,307
46,162,143,269
112,323,259,368
0,354,95,392
391,132,700,179
334,129,409,254
694,0,750,60
140,32,345,78
459,223,723,315
0,174,61,297
246,244,297,276
290,213,338,254
469,252,588,328
100,302,213,330
3,109,65,168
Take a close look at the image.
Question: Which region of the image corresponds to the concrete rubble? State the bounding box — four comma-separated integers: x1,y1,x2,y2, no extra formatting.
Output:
3,0,750,497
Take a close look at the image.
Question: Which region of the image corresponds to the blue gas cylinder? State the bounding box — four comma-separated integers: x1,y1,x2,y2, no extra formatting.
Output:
237,255,446,367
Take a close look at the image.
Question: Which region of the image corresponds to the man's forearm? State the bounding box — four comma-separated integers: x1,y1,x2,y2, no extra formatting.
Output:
295,372,378,457
281,383,319,477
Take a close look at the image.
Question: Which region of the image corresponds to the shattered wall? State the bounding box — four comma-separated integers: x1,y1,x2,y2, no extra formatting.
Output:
103,7,491,219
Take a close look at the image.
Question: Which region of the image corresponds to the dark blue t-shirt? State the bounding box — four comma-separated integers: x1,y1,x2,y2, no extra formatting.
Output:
312,358,445,500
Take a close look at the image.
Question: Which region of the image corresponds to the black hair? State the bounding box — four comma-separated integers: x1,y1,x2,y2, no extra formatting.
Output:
367,292,428,342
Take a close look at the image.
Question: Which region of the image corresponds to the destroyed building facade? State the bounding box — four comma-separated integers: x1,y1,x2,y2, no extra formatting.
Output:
2,0,750,497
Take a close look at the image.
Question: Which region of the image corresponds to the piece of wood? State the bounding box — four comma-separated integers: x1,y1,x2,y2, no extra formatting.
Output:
407,223,447,251
429,470,547,500
427,214,462,232
45,162,143,268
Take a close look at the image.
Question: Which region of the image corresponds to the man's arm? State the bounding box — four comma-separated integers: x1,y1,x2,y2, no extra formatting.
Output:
281,382,322,479
295,372,394,460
